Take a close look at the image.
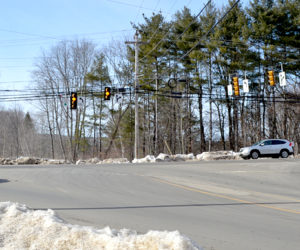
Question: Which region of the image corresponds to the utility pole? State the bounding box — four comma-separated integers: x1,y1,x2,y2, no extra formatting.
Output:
155,68,158,155
125,31,143,159
208,53,212,152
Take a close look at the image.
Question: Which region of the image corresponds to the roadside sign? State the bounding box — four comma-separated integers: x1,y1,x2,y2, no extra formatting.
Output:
243,79,249,93
227,84,233,96
279,72,286,87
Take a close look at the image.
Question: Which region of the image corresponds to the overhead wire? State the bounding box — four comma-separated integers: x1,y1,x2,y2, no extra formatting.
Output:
169,0,212,43
0,28,58,40
179,0,241,60
105,0,163,12
0,29,133,48
134,0,180,59
0,86,299,103
153,0,161,11
1,1,298,105
138,0,211,63
133,0,146,23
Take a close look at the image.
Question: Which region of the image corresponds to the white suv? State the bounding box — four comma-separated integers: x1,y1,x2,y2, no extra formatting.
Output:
240,139,294,159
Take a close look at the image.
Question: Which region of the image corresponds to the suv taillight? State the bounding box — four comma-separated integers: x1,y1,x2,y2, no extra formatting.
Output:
289,142,292,147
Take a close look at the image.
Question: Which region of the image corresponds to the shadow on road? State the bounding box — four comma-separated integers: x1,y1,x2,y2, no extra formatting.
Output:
34,201,300,211
0,179,9,184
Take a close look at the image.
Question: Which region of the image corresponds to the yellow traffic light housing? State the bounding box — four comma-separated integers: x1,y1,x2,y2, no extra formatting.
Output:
232,76,239,96
104,87,111,100
268,70,275,86
70,92,77,109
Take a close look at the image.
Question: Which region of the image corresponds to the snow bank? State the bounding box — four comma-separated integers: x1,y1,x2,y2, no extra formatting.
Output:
102,158,130,164
132,154,196,163
132,155,156,163
0,151,246,166
155,153,172,162
174,154,195,161
0,202,201,250
0,157,69,165
196,151,241,161
76,158,130,165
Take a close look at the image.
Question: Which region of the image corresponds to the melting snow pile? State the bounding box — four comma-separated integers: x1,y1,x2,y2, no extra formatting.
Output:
0,202,201,250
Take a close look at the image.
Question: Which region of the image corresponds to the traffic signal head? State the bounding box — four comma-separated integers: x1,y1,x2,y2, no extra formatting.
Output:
70,92,77,109
232,76,239,96
268,70,275,86
104,87,111,100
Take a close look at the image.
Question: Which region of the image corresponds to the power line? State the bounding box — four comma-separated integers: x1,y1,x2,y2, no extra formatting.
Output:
134,0,181,60
179,0,241,60
106,0,163,12
0,29,133,48
1,87,299,103
153,0,161,11
133,0,146,23
139,0,211,63
0,28,58,40
173,0,212,42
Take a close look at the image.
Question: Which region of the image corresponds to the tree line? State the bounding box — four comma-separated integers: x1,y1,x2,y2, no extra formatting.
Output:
1,0,299,161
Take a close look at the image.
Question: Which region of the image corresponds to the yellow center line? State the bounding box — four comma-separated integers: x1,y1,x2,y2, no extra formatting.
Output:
151,177,300,215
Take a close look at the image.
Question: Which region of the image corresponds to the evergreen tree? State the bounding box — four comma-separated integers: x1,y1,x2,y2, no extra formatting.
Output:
214,0,251,150
85,52,111,158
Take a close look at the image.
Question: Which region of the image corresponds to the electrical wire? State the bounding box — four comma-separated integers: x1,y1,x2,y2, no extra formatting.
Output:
133,0,145,23
138,0,211,63
0,29,133,48
133,0,179,59
106,0,163,12
1,87,299,103
179,0,241,60
0,28,58,40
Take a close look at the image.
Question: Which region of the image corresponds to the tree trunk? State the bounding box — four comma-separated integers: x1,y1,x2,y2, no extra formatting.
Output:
45,99,55,159
215,101,226,150
198,85,206,152
142,98,146,157
187,81,192,153
105,105,130,157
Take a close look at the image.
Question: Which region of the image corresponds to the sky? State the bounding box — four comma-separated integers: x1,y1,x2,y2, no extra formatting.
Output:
0,0,249,112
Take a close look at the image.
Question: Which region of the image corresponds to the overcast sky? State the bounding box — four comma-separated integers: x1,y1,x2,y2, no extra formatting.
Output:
0,0,249,112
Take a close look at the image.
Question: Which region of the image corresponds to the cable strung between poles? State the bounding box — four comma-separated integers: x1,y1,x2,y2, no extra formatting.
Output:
179,0,240,61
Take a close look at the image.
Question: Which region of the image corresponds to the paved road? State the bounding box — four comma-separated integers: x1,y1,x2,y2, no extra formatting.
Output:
1,159,300,250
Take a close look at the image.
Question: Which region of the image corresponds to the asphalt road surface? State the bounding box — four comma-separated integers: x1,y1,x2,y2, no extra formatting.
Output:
1,158,300,250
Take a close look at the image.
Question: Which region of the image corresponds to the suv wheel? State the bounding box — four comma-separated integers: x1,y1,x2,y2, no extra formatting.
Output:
280,150,289,158
251,150,259,159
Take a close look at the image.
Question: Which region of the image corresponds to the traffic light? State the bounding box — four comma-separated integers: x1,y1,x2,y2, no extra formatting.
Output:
104,87,111,100
70,92,77,109
268,70,275,86
232,76,239,96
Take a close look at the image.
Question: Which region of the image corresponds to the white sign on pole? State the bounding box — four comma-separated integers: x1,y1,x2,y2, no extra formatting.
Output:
243,79,249,93
227,84,233,96
279,71,286,86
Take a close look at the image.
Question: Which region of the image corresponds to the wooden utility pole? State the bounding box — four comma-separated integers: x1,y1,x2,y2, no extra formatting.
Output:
125,31,143,159
208,54,212,152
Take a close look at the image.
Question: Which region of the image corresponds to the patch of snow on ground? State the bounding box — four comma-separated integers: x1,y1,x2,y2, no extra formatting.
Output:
132,155,156,163
132,154,196,163
0,202,201,250
196,151,241,161
174,153,195,160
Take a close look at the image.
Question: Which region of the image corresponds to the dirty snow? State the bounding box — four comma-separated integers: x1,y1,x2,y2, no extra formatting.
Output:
132,151,242,163
132,153,196,163
196,151,241,161
0,152,245,166
0,202,201,250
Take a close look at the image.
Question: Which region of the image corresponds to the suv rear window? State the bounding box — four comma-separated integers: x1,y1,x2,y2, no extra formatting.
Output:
272,140,286,145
